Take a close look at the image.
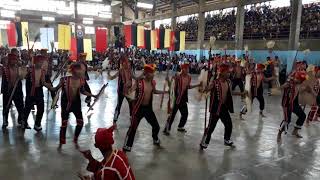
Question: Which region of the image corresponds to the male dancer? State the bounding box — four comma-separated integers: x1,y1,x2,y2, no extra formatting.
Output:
24,55,52,131
231,60,245,93
108,56,133,126
277,71,308,142
49,63,96,147
200,64,237,149
78,53,92,107
123,64,167,152
1,53,27,129
163,63,200,135
306,66,320,124
80,126,135,180
249,64,274,117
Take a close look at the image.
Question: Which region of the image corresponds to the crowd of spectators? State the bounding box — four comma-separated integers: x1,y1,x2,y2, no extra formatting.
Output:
171,2,320,41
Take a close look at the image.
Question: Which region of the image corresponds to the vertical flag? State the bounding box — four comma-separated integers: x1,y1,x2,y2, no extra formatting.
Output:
124,25,132,47
95,28,107,53
83,39,92,61
144,30,151,50
169,31,175,51
58,24,71,50
77,37,84,54
15,22,22,47
137,25,145,48
7,22,17,47
179,31,186,51
40,28,54,52
70,37,77,61
158,28,165,49
131,24,137,47
174,31,180,51
21,22,29,47
164,29,171,48
151,30,157,50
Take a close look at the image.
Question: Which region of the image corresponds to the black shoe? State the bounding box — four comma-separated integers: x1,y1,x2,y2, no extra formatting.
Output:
34,125,42,132
123,146,131,152
224,140,234,146
153,139,161,146
2,122,8,129
200,143,208,150
177,128,187,133
163,130,170,136
22,124,31,130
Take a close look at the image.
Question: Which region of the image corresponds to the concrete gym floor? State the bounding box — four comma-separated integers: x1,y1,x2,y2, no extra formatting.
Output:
0,72,319,180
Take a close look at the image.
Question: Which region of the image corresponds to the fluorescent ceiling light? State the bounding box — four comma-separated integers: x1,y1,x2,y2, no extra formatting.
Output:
83,18,94,21
57,9,73,15
83,19,93,25
98,12,112,19
87,0,103,2
42,16,55,21
0,10,15,18
137,2,153,9
85,26,95,34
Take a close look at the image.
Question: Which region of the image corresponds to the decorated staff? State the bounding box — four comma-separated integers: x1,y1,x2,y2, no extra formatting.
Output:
52,52,69,82
87,83,108,113
2,53,28,129
159,69,169,109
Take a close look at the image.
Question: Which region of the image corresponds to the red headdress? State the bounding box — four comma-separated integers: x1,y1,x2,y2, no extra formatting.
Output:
33,55,46,64
294,71,307,82
218,64,230,73
95,126,115,149
8,53,18,62
256,64,265,70
315,66,320,73
144,64,156,74
181,63,189,70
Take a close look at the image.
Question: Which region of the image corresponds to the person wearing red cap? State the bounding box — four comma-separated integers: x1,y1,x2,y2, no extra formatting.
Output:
48,63,97,148
1,53,26,129
200,64,235,149
123,64,168,152
163,63,201,135
79,126,135,180
23,55,53,131
108,55,133,126
277,71,308,142
78,53,93,107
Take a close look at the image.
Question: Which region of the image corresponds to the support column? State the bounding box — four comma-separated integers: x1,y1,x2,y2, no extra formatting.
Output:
197,0,205,61
171,0,177,30
107,26,112,46
151,1,156,29
235,3,245,51
288,0,302,50
121,0,125,22
134,2,139,20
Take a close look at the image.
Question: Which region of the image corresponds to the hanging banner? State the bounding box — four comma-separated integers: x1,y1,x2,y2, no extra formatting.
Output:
95,28,107,53
21,22,29,47
124,25,132,47
137,25,145,48
158,28,165,49
144,30,151,50
7,22,17,47
174,31,180,51
83,39,92,61
58,24,71,50
179,31,186,51
164,29,171,48
151,30,157,50
40,28,54,52
70,37,77,61
15,22,22,47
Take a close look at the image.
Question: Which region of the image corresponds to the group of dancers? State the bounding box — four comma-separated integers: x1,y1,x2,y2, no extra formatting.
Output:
1,47,320,179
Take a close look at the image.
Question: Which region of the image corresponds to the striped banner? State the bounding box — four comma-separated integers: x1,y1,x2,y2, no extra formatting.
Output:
137,25,144,48
151,30,157,50
83,39,92,61
179,31,186,51
164,29,171,48
40,28,54,52
21,22,28,47
7,22,16,47
95,28,107,52
58,24,71,50
124,25,132,47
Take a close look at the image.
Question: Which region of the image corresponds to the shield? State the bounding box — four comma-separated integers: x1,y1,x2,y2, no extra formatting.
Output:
244,74,252,113
168,78,176,114
196,69,208,102
51,88,61,109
